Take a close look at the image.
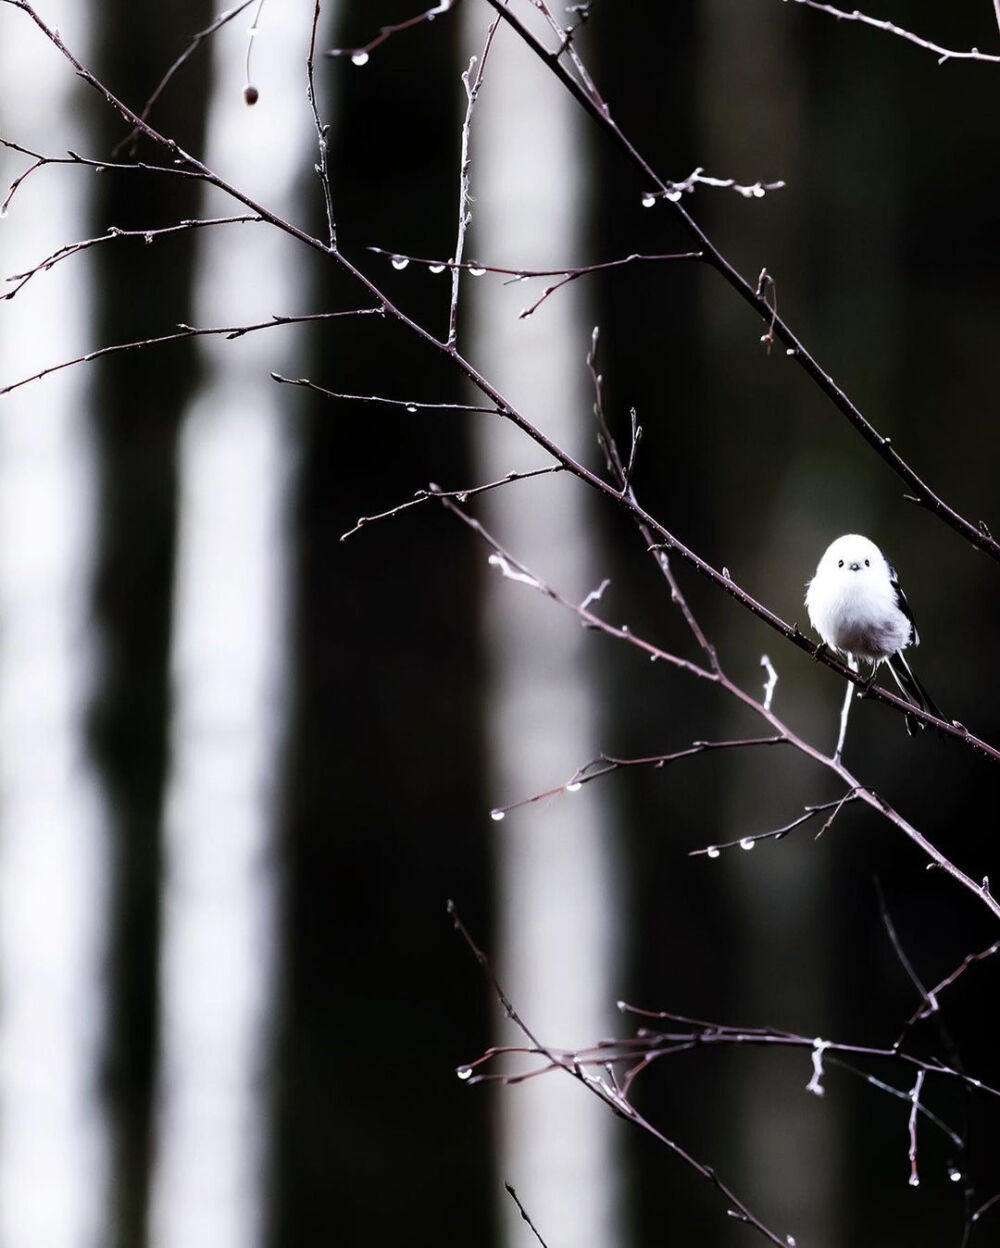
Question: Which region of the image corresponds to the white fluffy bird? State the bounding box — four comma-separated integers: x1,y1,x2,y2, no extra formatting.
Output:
805,534,942,740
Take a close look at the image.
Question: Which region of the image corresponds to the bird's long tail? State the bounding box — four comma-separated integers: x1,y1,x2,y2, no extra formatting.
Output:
884,652,944,735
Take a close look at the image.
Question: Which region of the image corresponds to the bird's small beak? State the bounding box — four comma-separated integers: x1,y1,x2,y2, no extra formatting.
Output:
848,561,861,572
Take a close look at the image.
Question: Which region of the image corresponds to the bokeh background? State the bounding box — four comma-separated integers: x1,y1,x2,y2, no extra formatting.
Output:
0,1,998,1246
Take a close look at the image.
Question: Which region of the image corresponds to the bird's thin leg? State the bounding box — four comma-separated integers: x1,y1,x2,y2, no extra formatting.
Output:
859,661,878,694
834,654,859,763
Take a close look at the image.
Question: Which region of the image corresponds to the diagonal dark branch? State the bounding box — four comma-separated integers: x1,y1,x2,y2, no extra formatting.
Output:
504,1186,551,1248
479,0,1000,562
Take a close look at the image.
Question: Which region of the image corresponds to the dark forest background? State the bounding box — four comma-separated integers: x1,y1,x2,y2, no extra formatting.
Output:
1,1,999,1247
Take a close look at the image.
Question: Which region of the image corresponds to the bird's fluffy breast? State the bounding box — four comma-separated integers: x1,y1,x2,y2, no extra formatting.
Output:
806,574,911,660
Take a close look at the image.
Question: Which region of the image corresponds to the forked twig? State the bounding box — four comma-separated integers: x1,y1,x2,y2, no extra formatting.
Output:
448,902,793,1248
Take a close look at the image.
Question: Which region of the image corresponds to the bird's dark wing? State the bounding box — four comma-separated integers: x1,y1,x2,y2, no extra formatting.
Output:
885,651,945,734
887,560,920,646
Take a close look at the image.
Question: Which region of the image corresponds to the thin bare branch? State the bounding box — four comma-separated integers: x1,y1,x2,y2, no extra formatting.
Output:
590,1004,1000,1099
588,326,721,670
0,309,382,396
760,655,778,710
0,152,45,216
972,1189,1000,1226
368,247,703,320
643,166,786,203
0,139,206,220
448,17,501,346
338,466,565,541
243,0,268,98
270,373,494,413
530,0,605,110
787,0,1000,65
907,1069,927,1187
690,793,859,859
896,939,1000,1045
307,0,337,248
489,738,788,823
441,496,719,685
325,0,459,64
3,215,261,300
876,879,936,1017
504,1185,551,1248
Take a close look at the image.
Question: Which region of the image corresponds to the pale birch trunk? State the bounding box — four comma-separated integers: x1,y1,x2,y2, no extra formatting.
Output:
460,8,625,1247
0,5,108,1246
148,10,311,1246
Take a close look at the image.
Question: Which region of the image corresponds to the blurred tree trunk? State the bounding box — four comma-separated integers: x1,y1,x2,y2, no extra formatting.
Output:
461,8,625,1248
0,5,107,1246
269,3,493,1245
148,11,308,1248
87,2,212,1245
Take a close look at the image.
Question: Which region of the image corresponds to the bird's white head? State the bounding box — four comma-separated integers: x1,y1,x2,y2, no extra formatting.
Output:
813,533,890,583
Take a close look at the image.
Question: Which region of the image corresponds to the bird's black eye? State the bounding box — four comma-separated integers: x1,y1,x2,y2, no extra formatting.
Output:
837,559,844,568
864,558,870,567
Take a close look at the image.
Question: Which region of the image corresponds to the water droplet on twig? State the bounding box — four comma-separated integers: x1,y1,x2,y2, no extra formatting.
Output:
706,846,721,859
390,255,409,270
351,50,370,66
490,809,505,822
